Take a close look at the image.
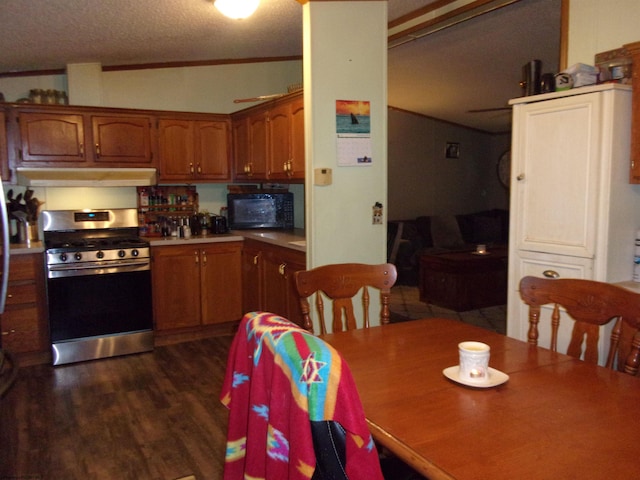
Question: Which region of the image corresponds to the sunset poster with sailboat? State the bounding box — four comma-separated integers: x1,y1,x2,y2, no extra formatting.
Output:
336,100,372,166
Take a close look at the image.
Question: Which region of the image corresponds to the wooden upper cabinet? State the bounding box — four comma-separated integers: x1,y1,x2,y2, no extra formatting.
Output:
158,117,231,182
0,110,9,181
247,110,269,179
232,92,304,182
14,107,155,168
194,120,231,180
17,111,87,163
92,115,153,164
272,95,304,180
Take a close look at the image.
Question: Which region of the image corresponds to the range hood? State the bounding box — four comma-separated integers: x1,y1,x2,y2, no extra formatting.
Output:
16,167,157,187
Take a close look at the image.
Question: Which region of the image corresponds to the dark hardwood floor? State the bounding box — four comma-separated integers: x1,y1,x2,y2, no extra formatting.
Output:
0,335,234,480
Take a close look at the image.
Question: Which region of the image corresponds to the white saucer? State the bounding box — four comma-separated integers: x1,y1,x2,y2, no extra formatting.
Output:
442,366,509,388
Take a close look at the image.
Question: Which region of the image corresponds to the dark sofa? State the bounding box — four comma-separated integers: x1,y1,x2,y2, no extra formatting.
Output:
387,209,509,285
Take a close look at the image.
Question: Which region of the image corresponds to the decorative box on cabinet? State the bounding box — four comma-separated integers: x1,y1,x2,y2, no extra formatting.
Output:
242,239,306,327
151,242,243,332
0,253,48,364
157,115,231,182
232,92,304,182
507,84,640,363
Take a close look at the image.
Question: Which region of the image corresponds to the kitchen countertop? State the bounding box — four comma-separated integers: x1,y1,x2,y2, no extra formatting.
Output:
10,241,45,255
233,228,306,252
146,229,306,252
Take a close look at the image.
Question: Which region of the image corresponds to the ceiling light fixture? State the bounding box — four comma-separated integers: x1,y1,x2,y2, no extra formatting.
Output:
214,0,260,19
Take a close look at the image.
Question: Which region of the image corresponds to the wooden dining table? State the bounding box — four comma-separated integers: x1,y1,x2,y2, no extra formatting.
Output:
320,318,640,480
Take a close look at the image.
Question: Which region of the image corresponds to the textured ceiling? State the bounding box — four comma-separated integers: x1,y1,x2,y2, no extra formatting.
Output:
0,0,561,133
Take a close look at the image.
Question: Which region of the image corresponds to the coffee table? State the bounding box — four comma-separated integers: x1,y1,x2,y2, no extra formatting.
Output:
419,246,508,311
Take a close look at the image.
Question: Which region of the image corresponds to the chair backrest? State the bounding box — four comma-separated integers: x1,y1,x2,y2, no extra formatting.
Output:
519,276,640,375
220,312,384,479
294,263,398,334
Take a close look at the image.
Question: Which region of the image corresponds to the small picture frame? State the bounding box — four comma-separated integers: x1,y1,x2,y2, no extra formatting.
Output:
445,142,460,159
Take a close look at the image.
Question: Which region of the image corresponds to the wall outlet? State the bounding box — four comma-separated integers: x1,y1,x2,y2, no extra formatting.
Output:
372,202,383,224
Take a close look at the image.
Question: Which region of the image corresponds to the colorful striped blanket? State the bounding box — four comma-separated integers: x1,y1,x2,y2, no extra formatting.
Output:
220,312,384,479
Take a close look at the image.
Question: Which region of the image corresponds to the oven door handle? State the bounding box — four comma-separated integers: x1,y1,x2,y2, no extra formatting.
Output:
47,259,150,277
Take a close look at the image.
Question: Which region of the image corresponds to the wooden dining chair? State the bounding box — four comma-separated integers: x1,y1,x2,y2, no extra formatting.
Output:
519,276,640,375
294,263,398,334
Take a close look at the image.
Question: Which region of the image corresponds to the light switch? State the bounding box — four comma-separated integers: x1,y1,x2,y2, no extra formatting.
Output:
314,168,332,186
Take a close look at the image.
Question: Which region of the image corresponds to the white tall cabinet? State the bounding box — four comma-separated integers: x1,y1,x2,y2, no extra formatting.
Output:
507,84,640,362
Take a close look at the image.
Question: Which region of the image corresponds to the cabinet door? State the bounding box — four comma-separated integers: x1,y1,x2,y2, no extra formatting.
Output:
247,111,268,179
242,241,263,313
92,116,153,165
261,244,306,326
267,103,291,180
18,111,86,163
200,243,242,325
0,110,9,181
288,96,305,180
151,246,201,330
158,119,195,180
0,254,47,355
232,116,250,180
194,120,231,181
512,92,602,258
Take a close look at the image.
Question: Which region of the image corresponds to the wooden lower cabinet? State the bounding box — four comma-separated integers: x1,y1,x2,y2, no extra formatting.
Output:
151,242,243,332
0,253,48,362
242,239,306,327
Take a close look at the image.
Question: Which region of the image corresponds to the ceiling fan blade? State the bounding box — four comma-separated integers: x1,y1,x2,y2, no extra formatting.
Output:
467,107,512,113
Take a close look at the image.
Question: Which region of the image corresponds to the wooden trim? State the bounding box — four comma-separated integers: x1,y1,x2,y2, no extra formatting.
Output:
0,56,302,79
389,0,457,29
559,0,570,70
388,0,518,45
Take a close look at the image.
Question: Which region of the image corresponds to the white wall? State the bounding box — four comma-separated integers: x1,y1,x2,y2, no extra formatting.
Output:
388,108,510,220
567,0,640,66
304,1,388,268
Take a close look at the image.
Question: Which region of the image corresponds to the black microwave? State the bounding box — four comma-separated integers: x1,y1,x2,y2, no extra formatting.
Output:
227,192,294,230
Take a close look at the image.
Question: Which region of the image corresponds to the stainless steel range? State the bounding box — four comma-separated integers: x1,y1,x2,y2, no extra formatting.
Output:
42,208,153,365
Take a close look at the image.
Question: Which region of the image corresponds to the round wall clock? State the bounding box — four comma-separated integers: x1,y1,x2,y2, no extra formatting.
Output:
497,150,511,189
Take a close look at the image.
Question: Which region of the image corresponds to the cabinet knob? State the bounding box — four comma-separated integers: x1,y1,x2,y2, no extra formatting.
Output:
517,173,525,181
543,270,560,278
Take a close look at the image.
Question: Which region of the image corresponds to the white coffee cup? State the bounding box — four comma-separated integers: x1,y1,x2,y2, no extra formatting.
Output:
458,341,490,383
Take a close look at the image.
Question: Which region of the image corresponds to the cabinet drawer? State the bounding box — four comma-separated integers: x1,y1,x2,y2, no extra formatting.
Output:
8,254,39,281
1,306,45,353
6,283,37,306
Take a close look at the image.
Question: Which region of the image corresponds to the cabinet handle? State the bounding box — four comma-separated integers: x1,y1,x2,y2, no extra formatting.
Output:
253,254,260,265
95,143,100,157
189,162,194,174
201,250,207,265
197,163,202,174
79,143,84,156
195,250,199,264
278,263,286,276
517,173,525,181
543,270,560,278
1,329,16,336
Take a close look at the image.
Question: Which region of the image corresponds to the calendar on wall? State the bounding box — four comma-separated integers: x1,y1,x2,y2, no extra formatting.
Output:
336,100,372,166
